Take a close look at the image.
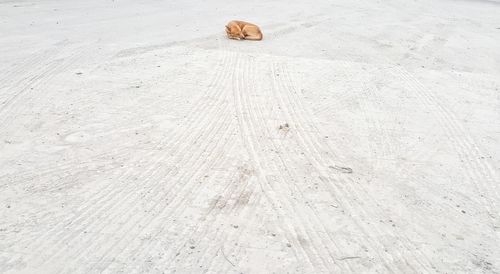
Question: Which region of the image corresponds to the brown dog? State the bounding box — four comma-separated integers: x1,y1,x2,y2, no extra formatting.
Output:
225,20,263,41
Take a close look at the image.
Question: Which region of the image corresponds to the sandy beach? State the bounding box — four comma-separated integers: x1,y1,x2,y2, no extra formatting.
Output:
1,0,499,272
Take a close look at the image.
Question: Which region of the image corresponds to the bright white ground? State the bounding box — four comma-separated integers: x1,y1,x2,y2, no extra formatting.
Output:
1,0,499,273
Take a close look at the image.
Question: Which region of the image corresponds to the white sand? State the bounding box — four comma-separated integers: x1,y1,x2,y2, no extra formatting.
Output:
1,0,499,272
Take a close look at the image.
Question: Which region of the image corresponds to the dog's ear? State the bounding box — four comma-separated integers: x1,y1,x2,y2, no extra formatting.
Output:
225,25,230,30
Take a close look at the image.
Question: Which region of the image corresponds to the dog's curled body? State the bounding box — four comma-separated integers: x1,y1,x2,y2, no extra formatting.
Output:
225,20,263,41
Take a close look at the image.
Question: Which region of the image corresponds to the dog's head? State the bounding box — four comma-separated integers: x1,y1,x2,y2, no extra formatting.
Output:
225,24,244,40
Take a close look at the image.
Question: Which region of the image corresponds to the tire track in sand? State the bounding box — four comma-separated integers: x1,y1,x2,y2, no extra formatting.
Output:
135,47,268,273
269,61,400,273
169,56,274,273
30,49,233,257
0,40,70,92
42,48,244,272
228,55,324,272
271,61,436,272
390,67,499,227
0,44,88,132
12,44,237,271
223,54,355,272
0,40,224,192
227,54,357,272
82,52,242,274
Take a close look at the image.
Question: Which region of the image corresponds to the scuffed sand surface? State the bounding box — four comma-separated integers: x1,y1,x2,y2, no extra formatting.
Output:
1,0,499,273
